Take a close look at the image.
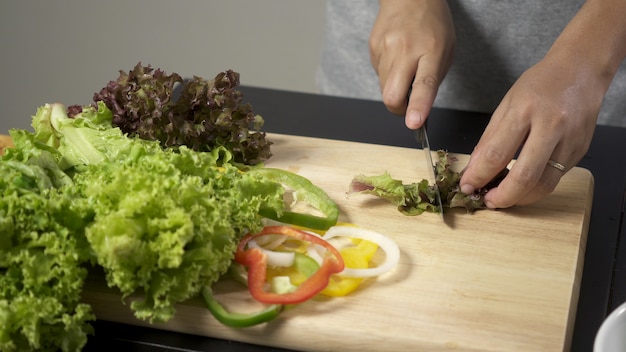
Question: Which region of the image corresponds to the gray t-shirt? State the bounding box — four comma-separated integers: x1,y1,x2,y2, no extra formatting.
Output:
316,0,626,127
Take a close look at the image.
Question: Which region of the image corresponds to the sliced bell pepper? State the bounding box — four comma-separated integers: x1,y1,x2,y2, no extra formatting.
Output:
321,238,379,297
263,223,379,297
248,168,339,230
201,286,283,328
235,226,344,305
265,252,320,287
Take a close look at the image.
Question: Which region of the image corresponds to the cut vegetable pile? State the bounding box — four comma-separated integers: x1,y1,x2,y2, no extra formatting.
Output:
348,151,509,214
0,64,400,352
204,223,400,328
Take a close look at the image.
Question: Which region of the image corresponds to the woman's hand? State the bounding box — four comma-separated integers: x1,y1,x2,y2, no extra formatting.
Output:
459,0,626,208
459,55,602,208
369,0,455,129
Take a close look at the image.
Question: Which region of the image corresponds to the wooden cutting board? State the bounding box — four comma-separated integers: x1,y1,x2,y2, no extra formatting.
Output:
82,133,593,351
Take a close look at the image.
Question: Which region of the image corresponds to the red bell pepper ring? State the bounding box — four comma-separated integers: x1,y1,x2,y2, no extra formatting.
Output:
235,226,345,305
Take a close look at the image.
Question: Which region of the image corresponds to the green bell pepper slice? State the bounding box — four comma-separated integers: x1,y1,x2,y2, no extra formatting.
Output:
248,168,339,230
202,286,284,328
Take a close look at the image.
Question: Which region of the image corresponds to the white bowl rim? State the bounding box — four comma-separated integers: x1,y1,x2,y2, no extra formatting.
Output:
594,300,626,351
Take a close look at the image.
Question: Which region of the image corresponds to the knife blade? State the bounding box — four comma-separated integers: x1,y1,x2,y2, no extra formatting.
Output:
415,124,444,219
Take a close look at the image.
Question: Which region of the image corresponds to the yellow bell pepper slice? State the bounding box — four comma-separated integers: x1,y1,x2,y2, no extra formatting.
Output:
320,238,379,297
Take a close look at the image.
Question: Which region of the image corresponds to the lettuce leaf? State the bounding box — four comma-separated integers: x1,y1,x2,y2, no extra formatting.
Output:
92,63,272,165
32,101,133,170
0,146,95,352
348,151,509,214
33,102,284,322
0,101,286,350
73,144,283,322
349,172,437,215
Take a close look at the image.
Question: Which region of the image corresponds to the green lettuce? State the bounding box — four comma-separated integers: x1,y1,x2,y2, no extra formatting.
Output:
32,101,133,170
0,101,286,350
0,140,95,352
348,172,437,215
73,144,283,322
34,102,284,323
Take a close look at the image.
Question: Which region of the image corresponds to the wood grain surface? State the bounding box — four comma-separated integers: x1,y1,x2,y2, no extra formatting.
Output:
82,133,594,352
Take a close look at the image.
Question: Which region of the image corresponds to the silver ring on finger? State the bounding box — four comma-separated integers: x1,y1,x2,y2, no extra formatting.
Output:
547,159,566,172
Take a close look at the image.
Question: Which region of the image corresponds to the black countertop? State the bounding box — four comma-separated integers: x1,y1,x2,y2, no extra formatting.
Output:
85,86,626,352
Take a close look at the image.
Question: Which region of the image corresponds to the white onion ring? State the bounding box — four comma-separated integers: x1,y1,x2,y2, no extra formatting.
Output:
323,226,400,278
254,234,288,250
305,244,325,266
248,239,295,267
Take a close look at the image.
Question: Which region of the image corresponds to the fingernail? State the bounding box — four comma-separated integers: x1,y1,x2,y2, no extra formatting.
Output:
460,184,474,195
406,110,422,129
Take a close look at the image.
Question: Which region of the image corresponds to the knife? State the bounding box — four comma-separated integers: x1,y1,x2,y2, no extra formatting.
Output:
415,123,444,219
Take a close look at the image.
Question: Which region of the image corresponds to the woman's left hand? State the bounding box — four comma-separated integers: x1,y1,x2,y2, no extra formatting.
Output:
459,53,603,208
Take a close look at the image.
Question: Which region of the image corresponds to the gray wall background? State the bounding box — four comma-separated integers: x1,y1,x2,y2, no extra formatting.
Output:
0,1,327,133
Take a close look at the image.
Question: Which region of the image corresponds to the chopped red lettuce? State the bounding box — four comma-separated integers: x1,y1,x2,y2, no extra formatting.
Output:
348,151,508,214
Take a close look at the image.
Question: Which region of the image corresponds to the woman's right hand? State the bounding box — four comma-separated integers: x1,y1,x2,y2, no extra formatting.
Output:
369,0,456,129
